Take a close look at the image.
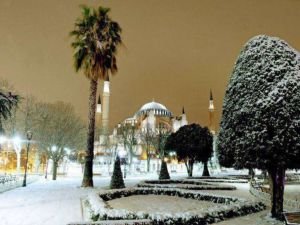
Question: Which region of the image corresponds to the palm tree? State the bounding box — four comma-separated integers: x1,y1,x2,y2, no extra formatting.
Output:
0,90,19,134
70,5,122,187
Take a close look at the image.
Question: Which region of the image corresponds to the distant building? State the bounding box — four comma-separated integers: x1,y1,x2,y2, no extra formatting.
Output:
94,98,188,174
93,77,218,175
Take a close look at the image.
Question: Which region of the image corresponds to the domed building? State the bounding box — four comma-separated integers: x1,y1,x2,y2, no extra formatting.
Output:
114,100,187,132
93,75,216,175
108,100,188,173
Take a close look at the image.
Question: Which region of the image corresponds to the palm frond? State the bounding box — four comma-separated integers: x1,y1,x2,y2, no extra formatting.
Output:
70,5,122,81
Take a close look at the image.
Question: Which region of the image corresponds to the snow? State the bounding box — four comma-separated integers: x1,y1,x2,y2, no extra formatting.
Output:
211,210,283,225
203,183,256,200
108,194,221,214
0,175,145,225
0,175,297,225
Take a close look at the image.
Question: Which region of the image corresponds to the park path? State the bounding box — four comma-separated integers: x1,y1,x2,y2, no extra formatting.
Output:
0,176,144,225
0,177,89,225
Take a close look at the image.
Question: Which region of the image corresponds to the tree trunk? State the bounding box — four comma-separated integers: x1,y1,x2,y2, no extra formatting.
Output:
129,150,133,174
249,168,255,179
147,157,150,172
52,161,58,180
268,167,285,220
202,161,210,177
185,159,194,177
82,79,97,187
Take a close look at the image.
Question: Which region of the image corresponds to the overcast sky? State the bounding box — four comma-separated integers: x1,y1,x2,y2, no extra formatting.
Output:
0,0,299,130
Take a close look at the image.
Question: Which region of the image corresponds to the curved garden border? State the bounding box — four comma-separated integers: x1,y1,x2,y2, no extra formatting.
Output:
86,187,266,225
186,177,249,183
138,180,236,190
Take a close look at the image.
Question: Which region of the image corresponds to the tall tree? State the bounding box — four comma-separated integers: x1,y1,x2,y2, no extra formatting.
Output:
217,35,300,219
117,122,138,173
34,102,86,180
70,5,122,187
152,124,171,180
165,124,213,177
139,124,156,172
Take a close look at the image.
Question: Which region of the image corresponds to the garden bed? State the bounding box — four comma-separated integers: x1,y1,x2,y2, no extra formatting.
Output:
108,195,221,214
86,187,266,225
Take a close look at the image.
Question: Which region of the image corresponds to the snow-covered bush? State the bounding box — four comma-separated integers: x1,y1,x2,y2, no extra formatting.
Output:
158,161,170,180
86,187,265,224
110,157,125,189
217,35,300,218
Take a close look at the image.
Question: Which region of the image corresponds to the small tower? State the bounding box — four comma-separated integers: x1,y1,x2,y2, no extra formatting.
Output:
181,107,188,127
208,89,215,134
102,75,110,137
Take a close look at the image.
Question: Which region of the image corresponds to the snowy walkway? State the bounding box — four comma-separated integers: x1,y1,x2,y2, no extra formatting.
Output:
0,175,146,225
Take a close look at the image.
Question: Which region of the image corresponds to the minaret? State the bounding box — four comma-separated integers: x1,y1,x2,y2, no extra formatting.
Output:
208,89,215,134
101,75,110,137
181,107,188,126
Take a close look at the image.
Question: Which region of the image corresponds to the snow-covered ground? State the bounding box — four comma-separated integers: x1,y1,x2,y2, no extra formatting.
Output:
0,175,148,225
0,174,296,225
108,194,221,214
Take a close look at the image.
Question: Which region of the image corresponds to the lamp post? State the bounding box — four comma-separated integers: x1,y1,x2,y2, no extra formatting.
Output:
22,131,33,187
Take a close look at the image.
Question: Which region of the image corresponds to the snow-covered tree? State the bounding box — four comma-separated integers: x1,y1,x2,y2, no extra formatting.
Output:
117,122,138,173
217,35,300,219
110,156,125,189
166,124,213,177
0,79,19,135
34,101,86,180
159,160,170,180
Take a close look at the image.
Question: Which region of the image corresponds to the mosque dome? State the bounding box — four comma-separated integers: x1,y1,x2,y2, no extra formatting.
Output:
135,101,173,117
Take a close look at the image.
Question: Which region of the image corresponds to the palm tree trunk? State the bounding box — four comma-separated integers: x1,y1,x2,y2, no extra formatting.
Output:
82,79,98,187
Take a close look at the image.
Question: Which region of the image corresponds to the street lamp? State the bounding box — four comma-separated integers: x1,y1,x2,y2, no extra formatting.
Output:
22,131,33,187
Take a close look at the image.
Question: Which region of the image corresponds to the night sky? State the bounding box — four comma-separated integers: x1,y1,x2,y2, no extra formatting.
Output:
0,0,299,130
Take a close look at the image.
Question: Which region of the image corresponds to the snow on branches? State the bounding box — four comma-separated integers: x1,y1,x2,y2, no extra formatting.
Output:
218,35,300,170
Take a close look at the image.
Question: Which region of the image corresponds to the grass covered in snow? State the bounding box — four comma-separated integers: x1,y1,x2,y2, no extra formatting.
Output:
107,194,221,214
